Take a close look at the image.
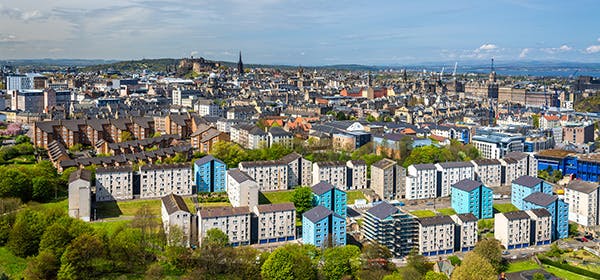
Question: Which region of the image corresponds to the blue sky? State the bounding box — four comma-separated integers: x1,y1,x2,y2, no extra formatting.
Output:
0,0,599,65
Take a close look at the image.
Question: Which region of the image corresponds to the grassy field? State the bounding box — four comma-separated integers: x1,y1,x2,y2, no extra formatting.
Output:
505,260,540,273
410,210,436,218
437,208,457,216
494,203,518,213
95,197,230,219
543,265,597,280
347,190,366,204
0,247,27,279
260,189,366,205
91,219,133,235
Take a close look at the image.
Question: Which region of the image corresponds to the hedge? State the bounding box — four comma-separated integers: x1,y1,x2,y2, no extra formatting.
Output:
537,255,600,279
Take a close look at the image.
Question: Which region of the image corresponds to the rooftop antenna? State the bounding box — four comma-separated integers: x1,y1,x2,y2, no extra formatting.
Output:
491,57,495,72
452,62,458,79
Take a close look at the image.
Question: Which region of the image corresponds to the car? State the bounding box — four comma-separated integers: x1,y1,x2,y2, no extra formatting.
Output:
511,255,517,260
502,251,509,255
582,237,589,242
426,202,434,206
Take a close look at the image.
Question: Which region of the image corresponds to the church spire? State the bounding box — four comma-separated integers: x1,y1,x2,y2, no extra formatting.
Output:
237,51,244,74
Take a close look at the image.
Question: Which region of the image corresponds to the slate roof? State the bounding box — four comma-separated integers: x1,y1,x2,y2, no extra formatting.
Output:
418,215,454,227
227,169,254,183
366,201,399,220
566,180,598,194
437,161,474,168
372,158,396,169
528,208,552,218
452,179,483,192
161,193,190,214
311,181,335,195
503,210,531,220
512,175,543,188
194,155,224,166
524,192,557,206
68,169,92,184
454,213,478,223
255,202,296,213
412,163,437,170
279,152,302,164
199,206,251,218
303,205,333,223
472,158,501,166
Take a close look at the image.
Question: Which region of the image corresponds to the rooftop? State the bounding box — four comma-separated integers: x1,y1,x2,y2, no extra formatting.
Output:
418,215,454,227
366,201,399,220
255,202,295,213
303,205,333,223
452,179,483,192
524,192,557,206
311,181,336,195
566,180,599,194
199,206,250,218
161,193,191,214
512,175,543,188
503,210,531,221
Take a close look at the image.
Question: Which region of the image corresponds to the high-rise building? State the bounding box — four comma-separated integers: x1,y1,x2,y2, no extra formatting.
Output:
194,155,227,193
362,201,418,257
451,179,493,219
371,158,405,200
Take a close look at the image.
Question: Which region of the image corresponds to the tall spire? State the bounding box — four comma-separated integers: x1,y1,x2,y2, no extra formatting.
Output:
237,51,244,74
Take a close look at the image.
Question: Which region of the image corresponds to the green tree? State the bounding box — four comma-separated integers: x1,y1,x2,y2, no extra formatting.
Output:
209,141,248,167
15,135,31,144
424,271,449,280
532,114,540,129
568,223,579,237
24,250,60,280
39,221,72,259
109,227,153,272
261,244,319,280
451,252,496,280
7,209,47,257
203,228,229,247
473,238,504,273
321,245,361,280
32,177,54,202
291,187,313,217
406,249,432,275
0,168,32,202
59,233,110,279
366,114,377,122
120,131,134,142
532,272,545,280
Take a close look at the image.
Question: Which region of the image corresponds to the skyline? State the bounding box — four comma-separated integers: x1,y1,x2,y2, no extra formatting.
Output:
1,0,600,65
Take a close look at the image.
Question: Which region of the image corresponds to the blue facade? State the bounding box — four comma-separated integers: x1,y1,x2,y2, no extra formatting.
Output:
459,128,470,144
511,178,552,210
536,154,596,182
313,187,347,218
451,183,493,219
522,197,569,240
194,156,227,193
302,208,346,247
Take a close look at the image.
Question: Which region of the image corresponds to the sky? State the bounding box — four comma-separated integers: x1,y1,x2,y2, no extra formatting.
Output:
0,0,599,65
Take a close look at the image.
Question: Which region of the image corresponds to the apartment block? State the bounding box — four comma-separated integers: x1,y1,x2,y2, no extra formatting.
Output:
68,169,92,221
280,152,312,187
346,160,367,190
511,175,552,210
564,180,600,227
302,205,346,248
362,201,418,257
161,193,197,247
471,159,502,187
198,206,252,247
435,161,475,197
312,161,347,190
417,215,455,256
371,158,405,200
312,181,347,217
505,152,538,178
226,169,259,209
405,164,437,200
450,213,478,252
521,192,569,240
95,166,134,201
252,203,296,244
194,155,227,193
495,211,531,250
526,208,552,246
451,179,493,219
139,163,193,199
239,160,288,191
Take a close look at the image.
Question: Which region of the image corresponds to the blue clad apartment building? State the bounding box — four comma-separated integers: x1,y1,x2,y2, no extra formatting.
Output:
521,192,569,240
451,179,493,219
194,155,227,193
362,201,418,257
511,175,553,210
302,181,347,247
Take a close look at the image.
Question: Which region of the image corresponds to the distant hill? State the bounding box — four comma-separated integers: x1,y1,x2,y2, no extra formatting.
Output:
575,95,600,113
80,58,180,73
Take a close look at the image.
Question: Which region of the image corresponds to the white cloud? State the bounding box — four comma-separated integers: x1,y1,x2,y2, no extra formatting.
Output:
559,45,572,51
586,45,600,54
0,4,45,21
0,34,18,42
519,48,530,58
478,44,498,51
542,44,573,54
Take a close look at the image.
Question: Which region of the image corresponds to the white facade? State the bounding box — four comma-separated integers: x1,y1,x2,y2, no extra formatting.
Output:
139,164,193,199
472,140,501,159
346,160,367,190
371,159,405,200
526,209,552,245
161,194,196,247
248,131,268,149
226,169,259,209
95,167,134,201
68,170,92,221
252,203,296,242
312,161,347,190
417,216,455,255
198,207,251,246
564,181,599,227
6,75,33,91
195,101,223,117
435,162,475,197
494,211,531,249
405,164,437,200
450,214,478,251
281,153,313,187
471,159,502,187
239,161,288,191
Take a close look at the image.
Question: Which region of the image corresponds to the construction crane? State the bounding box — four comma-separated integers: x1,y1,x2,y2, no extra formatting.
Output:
568,69,579,80
439,67,445,82
452,62,458,78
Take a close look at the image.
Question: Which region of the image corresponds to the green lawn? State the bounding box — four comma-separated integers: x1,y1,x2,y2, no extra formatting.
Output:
543,265,596,280
347,190,366,204
505,260,540,273
260,190,295,205
437,208,457,216
494,203,518,213
91,219,133,235
95,197,229,219
410,210,436,218
0,247,27,279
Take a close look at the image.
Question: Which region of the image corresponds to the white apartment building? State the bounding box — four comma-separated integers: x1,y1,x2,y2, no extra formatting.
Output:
526,209,552,246
95,166,134,201
161,193,196,247
68,169,92,221
417,216,455,256
405,164,437,200
312,161,347,190
494,211,531,249
226,169,259,209
435,162,475,197
280,152,312,187
450,214,478,252
371,158,405,200
499,158,520,186
195,99,223,117
239,161,288,191
471,159,502,187
198,206,252,246
564,180,600,227
505,152,538,178
346,160,367,190
252,203,296,243
139,163,193,199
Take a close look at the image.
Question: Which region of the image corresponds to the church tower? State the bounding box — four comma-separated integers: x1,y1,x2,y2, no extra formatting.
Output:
237,51,244,74
489,58,497,83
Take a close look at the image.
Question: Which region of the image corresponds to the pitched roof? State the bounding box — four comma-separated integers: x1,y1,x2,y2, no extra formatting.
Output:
524,192,557,206
161,193,191,214
437,161,474,169
194,155,224,166
227,169,254,184
372,158,396,170
418,215,454,227
199,206,251,218
68,169,92,184
312,181,335,195
455,213,478,223
303,205,333,223
471,158,501,166
366,201,399,220
412,163,437,170
528,208,552,218
566,180,598,194
255,202,295,213
512,175,543,188
452,179,483,192
503,210,531,220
